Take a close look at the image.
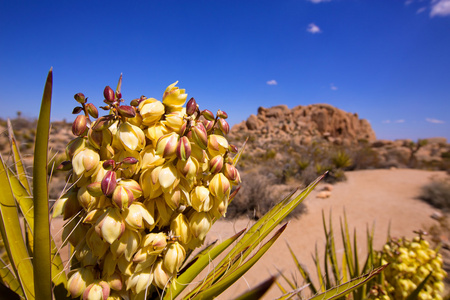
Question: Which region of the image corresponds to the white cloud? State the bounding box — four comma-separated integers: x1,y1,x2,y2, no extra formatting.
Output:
382,119,406,124
395,119,406,123
330,83,338,90
405,0,414,5
308,0,332,3
266,80,278,85
382,120,391,124
307,23,322,34
426,118,445,124
430,0,450,17
417,6,427,13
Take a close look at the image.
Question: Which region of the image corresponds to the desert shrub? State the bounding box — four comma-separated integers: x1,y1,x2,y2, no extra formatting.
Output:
331,150,352,169
419,177,450,211
227,171,306,220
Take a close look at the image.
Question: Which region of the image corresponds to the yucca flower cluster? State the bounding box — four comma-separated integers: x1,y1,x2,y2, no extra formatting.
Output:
370,234,447,300
54,78,240,299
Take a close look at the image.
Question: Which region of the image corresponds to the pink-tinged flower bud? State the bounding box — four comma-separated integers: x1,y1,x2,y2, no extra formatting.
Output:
126,266,154,294
218,118,230,134
117,105,136,118
95,208,125,244
209,155,224,174
207,134,229,157
72,115,87,136
66,137,85,160
133,250,157,273
177,156,198,179
229,144,238,154
201,109,215,121
72,106,83,114
121,156,138,165
156,132,179,159
87,128,104,150
82,280,110,300
145,122,170,147
163,81,187,108
141,232,167,255
57,160,72,171
223,163,238,182
92,116,111,131
123,202,155,230
112,185,134,210
170,213,191,245
74,93,86,104
164,242,186,274
202,119,214,132
130,98,139,107
162,110,185,133
139,168,163,200
117,122,145,152
179,121,188,136
153,259,170,290
103,160,116,170
191,186,213,212
67,268,95,298
189,211,212,240
191,122,208,149
101,171,117,197
177,136,191,161
209,173,231,202
138,98,165,126
116,91,122,100
217,109,228,119
106,272,123,291
86,103,99,118
118,179,142,199
104,86,115,103
186,97,197,115
110,229,141,261
86,182,103,197
83,209,104,224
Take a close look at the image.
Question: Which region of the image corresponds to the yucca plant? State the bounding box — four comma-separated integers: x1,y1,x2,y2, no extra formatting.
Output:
278,211,447,300
0,70,381,300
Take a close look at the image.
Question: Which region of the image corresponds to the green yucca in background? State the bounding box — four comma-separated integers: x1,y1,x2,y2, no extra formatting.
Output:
0,70,386,300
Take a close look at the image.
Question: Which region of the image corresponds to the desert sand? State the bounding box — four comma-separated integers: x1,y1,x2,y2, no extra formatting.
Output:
50,168,448,299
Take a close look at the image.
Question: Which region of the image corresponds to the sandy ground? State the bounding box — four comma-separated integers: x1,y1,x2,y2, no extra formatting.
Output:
50,168,449,299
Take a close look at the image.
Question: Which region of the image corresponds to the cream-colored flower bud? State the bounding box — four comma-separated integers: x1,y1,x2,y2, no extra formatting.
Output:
110,229,141,261
191,186,213,212
153,259,171,290
133,250,157,273
159,162,180,192
209,173,231,202
189,211,212,240
95,208,125,244
75,241,98,266
86,227,109,258
106,272,123,291
177,156,199,179
140,145,165,170
164,242,186,274
58,188,82,220
138,98,165,126
170,213,191,245
161,110,185,133
66,137,86,160
82,280,110,300
77,185,97,211
156,132,179,159
141,232,167,255
163,81,187,108
114,150,141,178
145,123,170,147
209,155,224,174
207,134,229,157
127,266,154,294
67,267,95,298
139,168,163,200
123,202,155,230
117,122,145,152
73,146,100,177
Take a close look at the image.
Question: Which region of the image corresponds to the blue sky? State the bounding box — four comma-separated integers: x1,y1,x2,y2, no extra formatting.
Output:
1,0,449,140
